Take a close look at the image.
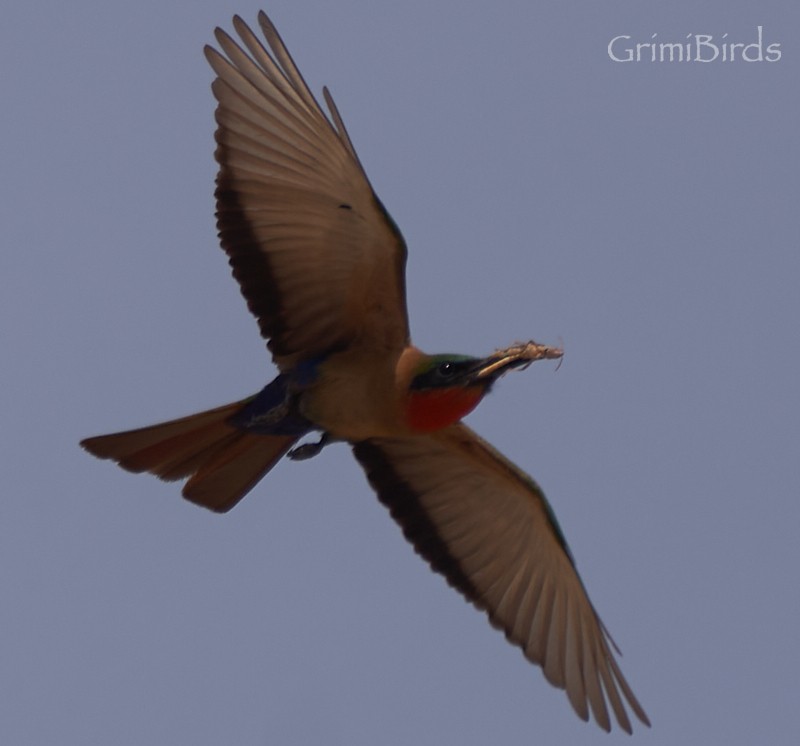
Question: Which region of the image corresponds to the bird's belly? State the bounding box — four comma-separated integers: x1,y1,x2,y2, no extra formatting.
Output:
298,351,406,440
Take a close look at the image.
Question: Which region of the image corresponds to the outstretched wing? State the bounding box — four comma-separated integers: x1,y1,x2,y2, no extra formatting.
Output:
353,423,650,733
205,13,409,368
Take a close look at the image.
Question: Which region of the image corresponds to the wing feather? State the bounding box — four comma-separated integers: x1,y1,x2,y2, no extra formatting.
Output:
352,423,649,733
205,15,409,366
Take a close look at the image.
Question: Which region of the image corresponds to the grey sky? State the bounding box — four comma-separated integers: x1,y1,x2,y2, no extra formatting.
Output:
2,1,798,743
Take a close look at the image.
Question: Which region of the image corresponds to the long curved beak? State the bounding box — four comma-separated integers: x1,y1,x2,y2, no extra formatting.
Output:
472,340,564,382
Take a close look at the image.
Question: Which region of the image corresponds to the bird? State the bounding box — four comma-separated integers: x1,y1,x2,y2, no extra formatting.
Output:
81,12,650,733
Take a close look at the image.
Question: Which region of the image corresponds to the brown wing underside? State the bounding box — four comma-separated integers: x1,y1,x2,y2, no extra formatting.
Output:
352,423,650,734
206,14,410,368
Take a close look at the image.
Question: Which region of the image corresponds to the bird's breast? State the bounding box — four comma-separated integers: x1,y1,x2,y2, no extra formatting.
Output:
404,387,485,433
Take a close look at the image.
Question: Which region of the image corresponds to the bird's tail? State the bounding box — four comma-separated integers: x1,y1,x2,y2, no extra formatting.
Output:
81,398,299,512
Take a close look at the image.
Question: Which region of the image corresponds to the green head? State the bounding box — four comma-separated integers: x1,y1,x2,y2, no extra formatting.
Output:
405,353,499,433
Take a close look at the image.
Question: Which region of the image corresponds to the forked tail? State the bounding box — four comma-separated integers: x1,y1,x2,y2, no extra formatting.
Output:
81,398,299,512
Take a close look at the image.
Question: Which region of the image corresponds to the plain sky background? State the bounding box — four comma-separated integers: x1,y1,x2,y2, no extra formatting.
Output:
2,1,798,743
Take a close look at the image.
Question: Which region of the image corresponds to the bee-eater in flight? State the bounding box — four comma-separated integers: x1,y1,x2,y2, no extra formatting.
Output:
81,12,649,733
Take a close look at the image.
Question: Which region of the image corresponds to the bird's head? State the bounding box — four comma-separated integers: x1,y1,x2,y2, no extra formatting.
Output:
402,342,563,433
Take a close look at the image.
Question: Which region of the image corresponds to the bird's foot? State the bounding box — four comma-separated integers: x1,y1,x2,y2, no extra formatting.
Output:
287,432,336,461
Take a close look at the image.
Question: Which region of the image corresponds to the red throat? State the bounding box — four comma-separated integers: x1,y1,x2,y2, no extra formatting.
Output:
405,387,486,433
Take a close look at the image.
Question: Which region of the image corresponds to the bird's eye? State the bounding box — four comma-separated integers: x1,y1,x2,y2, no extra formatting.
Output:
437,362,455,378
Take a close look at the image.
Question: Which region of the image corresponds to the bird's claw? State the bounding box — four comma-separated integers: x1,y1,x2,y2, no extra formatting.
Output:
287,432,335,461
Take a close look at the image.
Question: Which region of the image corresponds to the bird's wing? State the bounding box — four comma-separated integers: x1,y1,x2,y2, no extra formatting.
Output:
352,423,650,733
205,13,409,368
